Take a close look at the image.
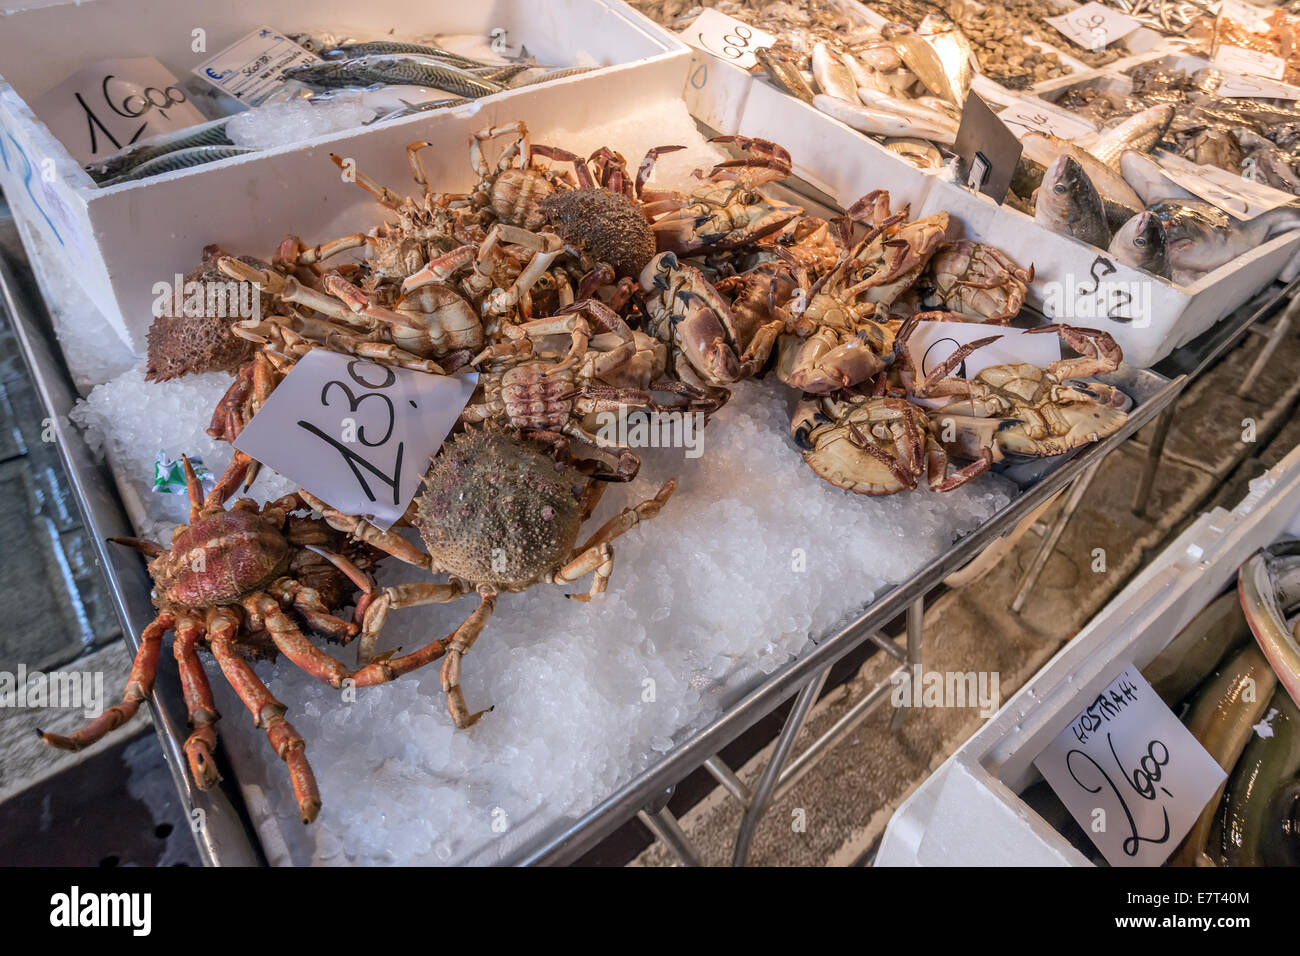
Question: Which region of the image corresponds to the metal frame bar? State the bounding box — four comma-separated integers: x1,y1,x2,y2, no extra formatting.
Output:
0,217,1185,870
1010,460,1103,614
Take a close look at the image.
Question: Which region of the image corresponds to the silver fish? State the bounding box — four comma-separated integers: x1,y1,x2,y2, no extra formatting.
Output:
512,66,599,87
84,117,233,183
1119,150,1197,204
883,136,944,169
320,40,496,69
813,42,859,102
1022,131,1143,217
756,48,815,104
282,56,504,97
857,86,959,135
98,146,254,186
1035,154,1111,250
1108,211,1171,278
1080,105,1174,170
1150,199,1300,276
366,96,472,124
812,93,957,145
882,16,972,107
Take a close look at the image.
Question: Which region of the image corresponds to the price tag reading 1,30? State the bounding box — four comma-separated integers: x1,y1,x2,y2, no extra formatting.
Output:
1033,666,1227,867
234,349,477,530
681,8,776,70
1044,2,1140,52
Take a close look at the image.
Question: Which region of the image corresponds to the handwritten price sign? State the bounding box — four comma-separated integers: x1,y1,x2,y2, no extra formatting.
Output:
1033,666,1226,867
996,99,1097,140
681,9,776,70
234,349,476,529
1045,2,1139,52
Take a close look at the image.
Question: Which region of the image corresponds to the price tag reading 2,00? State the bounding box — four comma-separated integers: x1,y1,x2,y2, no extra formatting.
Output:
234,348,477,530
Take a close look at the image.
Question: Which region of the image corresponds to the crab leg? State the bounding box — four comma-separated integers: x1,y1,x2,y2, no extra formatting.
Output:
244,592,351,688
575,479,676,554
1030,324,1124,380
355,579,471,667
40,614,171,752
329,153,404,210
174,614,221,789
439,587,498,728
636,145,686,198
208,608,320,824
299,491,433,570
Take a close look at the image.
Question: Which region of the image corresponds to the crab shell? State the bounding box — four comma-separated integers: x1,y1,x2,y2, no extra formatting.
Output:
151,510,290,610
413,430,586,591
793,397,929,496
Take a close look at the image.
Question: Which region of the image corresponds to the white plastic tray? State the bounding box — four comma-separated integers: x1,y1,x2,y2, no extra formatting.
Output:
877,441,1300,866
0,0,689,349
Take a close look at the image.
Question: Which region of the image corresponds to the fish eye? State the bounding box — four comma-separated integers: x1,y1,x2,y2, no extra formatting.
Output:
1053,184,1066,194
1135,237,1146,246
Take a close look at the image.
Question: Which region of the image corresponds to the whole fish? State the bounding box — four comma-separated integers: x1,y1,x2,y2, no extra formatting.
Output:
1079,105,1174,170
882,16,972,107
1019,131,1142,231
84,117,233,183
1035,155,1111,250
282,56,504,97
756,48,815,104
320,40,495,69
857,86,959,135
98,146,254,186
367,96,472,124
1108,211,1171,278
1150,199,1300,278
1119,150,1197,204
812,93,957,145
512,66,599,87
813,42,858,102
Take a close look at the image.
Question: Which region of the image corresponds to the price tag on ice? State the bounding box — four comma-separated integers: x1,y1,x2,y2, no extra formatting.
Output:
1213,45,1286,80
1214,71,1300,100
681,9,776,70
1033,666,1227,867
233,350,477,529
1044,2,1139,52
193,26,321,105
905,323,1060,408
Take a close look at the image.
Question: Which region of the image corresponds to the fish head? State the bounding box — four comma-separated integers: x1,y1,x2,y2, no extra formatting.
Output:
1110,211,1170,277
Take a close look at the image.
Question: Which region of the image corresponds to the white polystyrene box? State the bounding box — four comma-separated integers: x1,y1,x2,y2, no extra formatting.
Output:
0,0,690,350
917,177,1300,368
878,442,1300,866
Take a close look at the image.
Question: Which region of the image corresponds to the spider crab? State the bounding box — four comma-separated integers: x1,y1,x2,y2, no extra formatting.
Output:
37,454,419,824
308,427,677,728
464,298,725,480
901,319,1129,462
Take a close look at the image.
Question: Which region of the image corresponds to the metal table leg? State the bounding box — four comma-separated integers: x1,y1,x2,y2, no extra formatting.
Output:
1010,459,1103,614
1131,402,1177,518
1237,299,1297,399
889,598,924,732
636,807,702,867
731,666,831,867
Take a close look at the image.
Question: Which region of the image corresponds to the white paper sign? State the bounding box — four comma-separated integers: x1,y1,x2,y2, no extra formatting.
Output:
1218,0,1273,33
997,98,1097,141
234,349,477,529
193,26,321,105
1045,2,1140,51
1153,149,1295,220
31,58,208,165
1215,71,1300,99
906,323,1060,402
1214,45,1286,80
1034,666,1227,867
681,9,776,70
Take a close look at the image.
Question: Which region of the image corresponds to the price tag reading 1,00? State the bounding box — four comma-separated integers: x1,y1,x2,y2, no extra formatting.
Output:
233,349,477,530
682,8,776,70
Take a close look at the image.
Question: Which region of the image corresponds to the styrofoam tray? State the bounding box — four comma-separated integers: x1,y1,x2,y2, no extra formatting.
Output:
0,0,689,350
917,177,1300,368
877,441,1300,866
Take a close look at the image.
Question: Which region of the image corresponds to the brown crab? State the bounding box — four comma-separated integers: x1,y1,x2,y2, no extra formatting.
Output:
791,394,991,496
892,239,1035,324
903,319,1129,461
306,428,676,728
37,454,412,824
